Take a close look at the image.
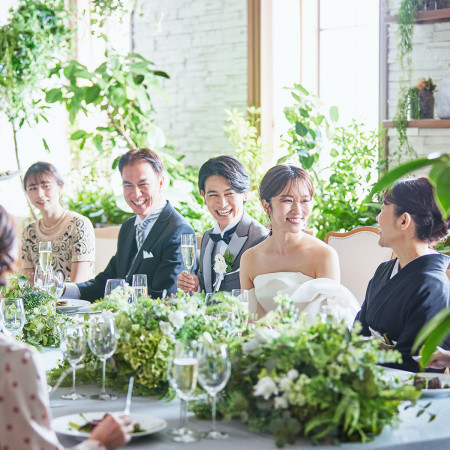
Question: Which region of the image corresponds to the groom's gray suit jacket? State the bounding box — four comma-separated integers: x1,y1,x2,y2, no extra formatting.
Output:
197,212,268,293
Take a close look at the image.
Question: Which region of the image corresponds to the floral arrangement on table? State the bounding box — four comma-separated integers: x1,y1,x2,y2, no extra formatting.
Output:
0,273,67,348
415,77,437,92
192,298,421,447
409,77,437,119
48,290,245,396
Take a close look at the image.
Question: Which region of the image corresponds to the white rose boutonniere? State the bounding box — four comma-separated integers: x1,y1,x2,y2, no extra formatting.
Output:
213,250,235,292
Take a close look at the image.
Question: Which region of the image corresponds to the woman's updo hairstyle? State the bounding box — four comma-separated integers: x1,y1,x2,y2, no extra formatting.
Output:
23,162,64,190
0,206,16,287
383,177,449,243
259,164,313,211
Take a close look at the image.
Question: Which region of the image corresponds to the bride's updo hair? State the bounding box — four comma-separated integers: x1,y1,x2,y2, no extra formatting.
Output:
259,164,313,208
383,177,449,243
0,206,16,287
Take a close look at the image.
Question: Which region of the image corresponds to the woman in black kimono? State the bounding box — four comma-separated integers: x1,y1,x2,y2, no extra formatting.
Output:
355,177,450,372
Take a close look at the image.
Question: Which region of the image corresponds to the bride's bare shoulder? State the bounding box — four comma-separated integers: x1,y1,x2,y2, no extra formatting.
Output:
242,237,269,261
304,234,337,256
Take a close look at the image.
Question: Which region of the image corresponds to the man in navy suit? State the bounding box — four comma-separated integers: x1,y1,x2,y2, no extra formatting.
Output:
177,156,268,294
65,148,197,301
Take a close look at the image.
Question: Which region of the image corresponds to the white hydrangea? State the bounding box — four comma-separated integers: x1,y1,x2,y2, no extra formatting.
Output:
274,396,288,409
254,376,278,400
242,328,281,353
169,310,185,330
287,369,299,380
159,321,174,336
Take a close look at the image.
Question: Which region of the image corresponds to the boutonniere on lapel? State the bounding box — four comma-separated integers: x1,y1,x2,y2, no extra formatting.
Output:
213,250,235,292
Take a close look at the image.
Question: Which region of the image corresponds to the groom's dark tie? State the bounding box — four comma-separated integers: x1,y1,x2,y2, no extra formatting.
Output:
209,224,238,245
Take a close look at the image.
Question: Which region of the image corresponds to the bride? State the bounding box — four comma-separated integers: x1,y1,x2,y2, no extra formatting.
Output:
240,164,360,325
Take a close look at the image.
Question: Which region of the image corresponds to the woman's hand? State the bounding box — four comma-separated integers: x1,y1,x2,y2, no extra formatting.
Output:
177,270,199,293
88,413,133,450
427,347,450,370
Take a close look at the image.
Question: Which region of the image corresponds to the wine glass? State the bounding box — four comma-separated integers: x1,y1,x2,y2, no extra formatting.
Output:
34,265,55,292
88,313,118,400
132,274,148,303
60,321,87,400
181,234,195,274
54,271,65,299
39,241,52,273
231,289,249,333
104,278,125,298
167,340,199,443
0,298,26,339
198,342,231,439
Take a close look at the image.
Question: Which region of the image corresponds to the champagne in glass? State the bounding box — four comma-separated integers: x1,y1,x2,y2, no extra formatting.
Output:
88,313,118,400
132,274,148,303
198,342,231,439
60,322,86,400
167,340,199,443
180,234,195,274
0,298,26,339
39,241,52,272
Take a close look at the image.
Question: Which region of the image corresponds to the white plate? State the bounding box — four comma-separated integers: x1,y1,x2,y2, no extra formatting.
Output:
413,373,450,397
56,299,91,314
52,412,167,439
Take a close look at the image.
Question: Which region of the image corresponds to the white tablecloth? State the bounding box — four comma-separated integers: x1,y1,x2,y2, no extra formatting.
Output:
43,349,450,449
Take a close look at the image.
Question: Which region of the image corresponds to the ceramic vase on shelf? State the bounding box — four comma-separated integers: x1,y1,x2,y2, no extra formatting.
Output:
437,73,450,119
419,90,434,119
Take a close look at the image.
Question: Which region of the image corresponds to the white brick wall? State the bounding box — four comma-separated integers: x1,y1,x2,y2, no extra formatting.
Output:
386,15,450,160
133,0,248,166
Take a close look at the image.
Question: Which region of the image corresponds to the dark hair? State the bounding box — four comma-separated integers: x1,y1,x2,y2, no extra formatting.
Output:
198,155,250,193
259,164,314,205
23,162,64,190
383,177,449,243
118,148,163,176
0,206,16,287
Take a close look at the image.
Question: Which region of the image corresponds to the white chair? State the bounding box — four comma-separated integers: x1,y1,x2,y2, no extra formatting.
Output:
94,226,121,275
325,227,394,305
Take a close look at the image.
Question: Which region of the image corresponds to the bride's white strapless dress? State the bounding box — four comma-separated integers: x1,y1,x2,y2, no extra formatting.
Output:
249,272,360,327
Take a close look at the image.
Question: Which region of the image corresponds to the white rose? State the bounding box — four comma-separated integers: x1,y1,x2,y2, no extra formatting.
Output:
254,376,278,400
159,321,174,336
279,376,291,391
287,369,299,380
274,396,288,409
169,310,185,330
214,254,225,264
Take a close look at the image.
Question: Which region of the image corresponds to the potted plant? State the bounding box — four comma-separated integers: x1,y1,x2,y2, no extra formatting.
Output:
415,77,437,119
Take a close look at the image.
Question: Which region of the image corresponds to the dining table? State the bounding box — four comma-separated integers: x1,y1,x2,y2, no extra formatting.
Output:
42,348,450,450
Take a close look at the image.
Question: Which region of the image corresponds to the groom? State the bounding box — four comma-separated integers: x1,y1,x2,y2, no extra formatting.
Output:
64,148,197,301
177,155,268,293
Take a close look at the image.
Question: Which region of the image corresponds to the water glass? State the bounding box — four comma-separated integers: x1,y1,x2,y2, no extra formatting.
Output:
54,271,65,298
132,274,148,302
181,234,195,274
104,278,125,298
38,241,52,272
0,298,26,338
34,265,55,292
167,340,199,443
88,313,118,400
198,341,231,439
60,321,87,400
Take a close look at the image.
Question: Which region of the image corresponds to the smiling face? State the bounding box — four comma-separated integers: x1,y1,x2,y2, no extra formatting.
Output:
122,161,164,219
264,180,313,233
25,173,63,213
201,175,247,230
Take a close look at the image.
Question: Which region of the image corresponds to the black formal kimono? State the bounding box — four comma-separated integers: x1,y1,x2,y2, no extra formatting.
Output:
355,253,450,372
77,202,197,302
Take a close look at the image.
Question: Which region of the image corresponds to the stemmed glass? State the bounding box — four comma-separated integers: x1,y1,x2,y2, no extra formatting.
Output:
60,321,87,400
231,289,249,333
180,234,195,274
167,340,199,443
197,342,231,439
0,298,26,339
39,241,52,273
88,313,118,400
35,265,55,292
132,274,148,303
53,271,65,299
104,278,125,298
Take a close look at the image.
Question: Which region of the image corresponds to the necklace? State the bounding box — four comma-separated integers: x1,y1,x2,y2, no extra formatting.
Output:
39,210,67,233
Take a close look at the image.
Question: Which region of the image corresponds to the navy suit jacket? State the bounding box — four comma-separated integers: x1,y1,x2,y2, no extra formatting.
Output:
77,202,197,301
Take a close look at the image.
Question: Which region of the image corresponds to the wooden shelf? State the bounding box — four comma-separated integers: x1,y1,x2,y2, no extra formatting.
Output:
385,8,450,24
383,119,450,128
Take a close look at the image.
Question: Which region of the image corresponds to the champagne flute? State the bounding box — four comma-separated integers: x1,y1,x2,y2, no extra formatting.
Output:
104,278,125,298
198,342,231,439
60,322,87,400
39,241,52,273
181,234,195,274
231,289,249,333
132,274,148,303
54,271,65,299
0,298,26,339
88,313,118,400
167,340,199,443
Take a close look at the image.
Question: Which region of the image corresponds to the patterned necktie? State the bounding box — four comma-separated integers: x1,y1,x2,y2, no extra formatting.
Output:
135,210,160,249
209,223,238,245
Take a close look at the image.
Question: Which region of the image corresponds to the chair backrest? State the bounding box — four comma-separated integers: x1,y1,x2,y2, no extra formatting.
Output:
325,226,393,305
94,226,121,275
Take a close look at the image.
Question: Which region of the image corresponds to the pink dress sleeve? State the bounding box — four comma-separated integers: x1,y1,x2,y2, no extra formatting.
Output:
0,339,105,450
